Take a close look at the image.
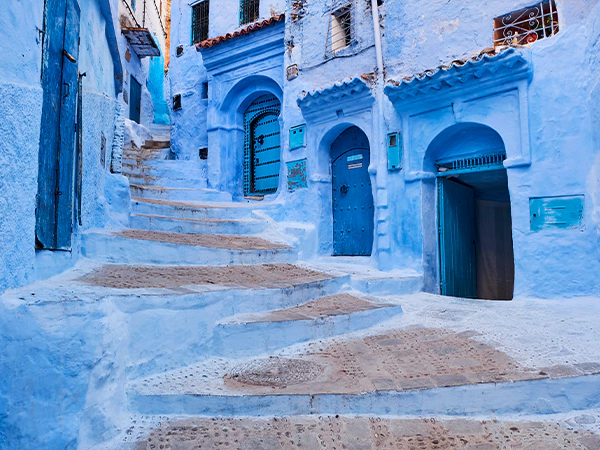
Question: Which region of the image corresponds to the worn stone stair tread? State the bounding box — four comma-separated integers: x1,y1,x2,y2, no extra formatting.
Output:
81,263,335,290
131,213,264,225
130,184,206,192
120,414,600,450
221,293,392,324
114,229,291,250
130,196,269,209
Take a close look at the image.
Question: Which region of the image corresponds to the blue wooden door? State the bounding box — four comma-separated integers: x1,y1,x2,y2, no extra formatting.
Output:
438,178,477,298
130,76,142,123
243,94,281,195
36,0,80,250
251,113,280,193
332,149,374,256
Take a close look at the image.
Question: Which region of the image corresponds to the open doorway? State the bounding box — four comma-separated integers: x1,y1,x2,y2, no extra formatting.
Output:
438,164,514,300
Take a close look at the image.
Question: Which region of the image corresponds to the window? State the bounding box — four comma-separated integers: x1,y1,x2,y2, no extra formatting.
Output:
201,82,209,99
494,0,559,47
173,94,182,111
240,0,260,25
191,0,210,44
328,2,354,54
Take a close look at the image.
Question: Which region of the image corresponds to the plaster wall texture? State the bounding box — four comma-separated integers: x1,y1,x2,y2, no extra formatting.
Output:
0,0,131,292
380,0,600,297
167,0,600,298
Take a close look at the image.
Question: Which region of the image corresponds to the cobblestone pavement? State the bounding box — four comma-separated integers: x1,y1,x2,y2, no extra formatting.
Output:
81,263,333,290
132,416,600,449
116,229,291,250
227,294,388,323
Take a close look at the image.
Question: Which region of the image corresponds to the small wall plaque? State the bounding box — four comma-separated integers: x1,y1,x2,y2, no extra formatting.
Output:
530,195,584,232
387,132,402,171
289,124,306,150
287,159,308,191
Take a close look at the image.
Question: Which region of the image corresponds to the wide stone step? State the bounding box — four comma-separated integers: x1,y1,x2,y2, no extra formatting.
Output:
81,265,348,379
129,213,269,235
124,173,208,189
131,197,264,220
212,293,403,357
122,162,206,180
142,140,171,149
118,414,600,450
81,229,296,265
130,184,230,202
128,325,600,417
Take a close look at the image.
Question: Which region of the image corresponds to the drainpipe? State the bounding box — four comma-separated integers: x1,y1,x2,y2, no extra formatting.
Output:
370,0,389,269
370,0,384,75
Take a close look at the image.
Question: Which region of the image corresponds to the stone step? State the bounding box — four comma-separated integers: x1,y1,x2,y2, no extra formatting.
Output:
142,140,171,149
122,162,206,180
130,198,265,220
124,173,208,189
129,213,269,235
116,413,600,450
128,324,600,417
81,229,297,265
211,293,403,357
129,184,229,202
129,374,600,418
80,263,347,378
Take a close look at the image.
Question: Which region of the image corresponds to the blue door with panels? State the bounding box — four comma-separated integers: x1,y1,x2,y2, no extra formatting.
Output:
130,75,142,124
36,0,80,250
332,149,374,256
438,178,477,298
244,94,281,195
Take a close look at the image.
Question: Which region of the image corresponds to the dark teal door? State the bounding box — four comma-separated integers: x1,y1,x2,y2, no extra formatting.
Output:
243,94,281,195
36,0,80,250
332,149,374,256
130,76,142,123
438,178,477,298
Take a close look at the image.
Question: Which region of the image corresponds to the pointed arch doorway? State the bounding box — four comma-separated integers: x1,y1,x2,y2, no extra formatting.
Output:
243,94,281,196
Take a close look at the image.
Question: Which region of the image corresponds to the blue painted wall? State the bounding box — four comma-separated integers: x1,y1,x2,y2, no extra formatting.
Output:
168,0,600,297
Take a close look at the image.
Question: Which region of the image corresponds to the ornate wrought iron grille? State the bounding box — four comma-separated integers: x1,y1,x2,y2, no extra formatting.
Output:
326,1,355,55
436,152,506,174
493,1,559,47
191,0,210,44
240,0,260,25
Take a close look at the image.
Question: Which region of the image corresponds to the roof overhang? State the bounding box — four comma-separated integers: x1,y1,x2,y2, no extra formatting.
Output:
384,47,533,108
122,27,161,58
297,77,375,123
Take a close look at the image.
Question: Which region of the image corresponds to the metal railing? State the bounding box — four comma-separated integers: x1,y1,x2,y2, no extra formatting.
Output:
493,1,559,47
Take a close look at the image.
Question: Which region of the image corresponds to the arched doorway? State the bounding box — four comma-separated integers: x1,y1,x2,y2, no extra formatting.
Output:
330,126,374,256
427,124,515,300
243,94,281,196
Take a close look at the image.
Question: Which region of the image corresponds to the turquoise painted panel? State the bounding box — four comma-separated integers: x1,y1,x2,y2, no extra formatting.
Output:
387,132,403,171
439,178,477,298
287,159,307,191
289,124,306,150
530,195,584,232
332,148,374,256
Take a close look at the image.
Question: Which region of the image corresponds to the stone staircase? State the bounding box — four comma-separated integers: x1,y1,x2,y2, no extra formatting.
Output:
76,126,600,450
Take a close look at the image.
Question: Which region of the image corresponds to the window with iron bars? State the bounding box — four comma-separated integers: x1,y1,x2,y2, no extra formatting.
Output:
191,0,210,44
240,0,260,26
493,0,559,47
327,2,354,55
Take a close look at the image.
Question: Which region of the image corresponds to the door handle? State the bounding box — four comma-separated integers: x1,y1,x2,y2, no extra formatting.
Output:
340,185,349,194
63,49,77,63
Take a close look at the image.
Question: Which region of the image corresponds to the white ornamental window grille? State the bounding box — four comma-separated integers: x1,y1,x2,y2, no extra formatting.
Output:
493,1,559,47
326,1,355,55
